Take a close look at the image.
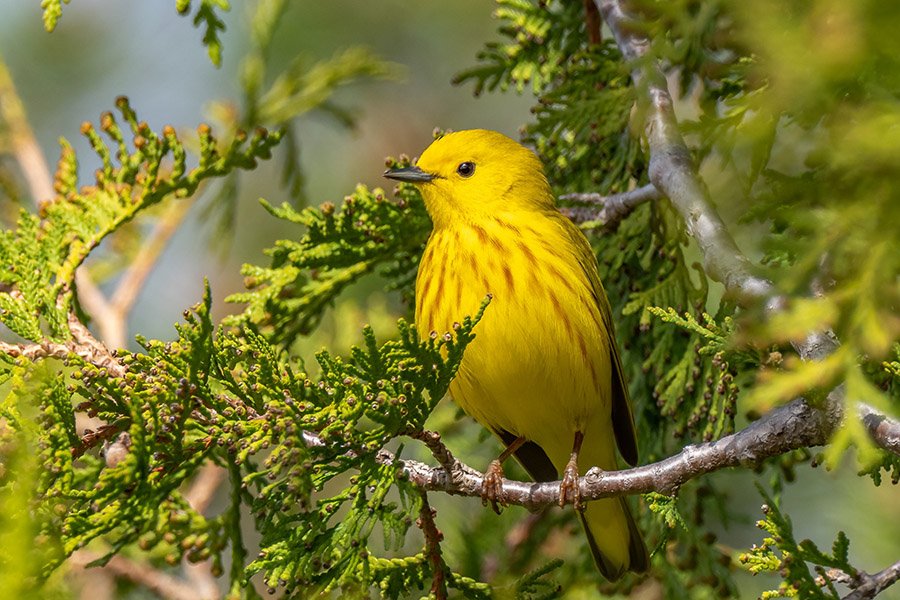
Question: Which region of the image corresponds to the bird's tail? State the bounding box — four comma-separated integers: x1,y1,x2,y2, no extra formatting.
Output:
579,496,649,580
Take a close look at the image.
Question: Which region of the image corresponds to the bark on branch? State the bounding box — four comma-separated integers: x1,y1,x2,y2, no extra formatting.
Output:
380,392,862,512
560,183,662,227
596,0,774,303
843,559,900,600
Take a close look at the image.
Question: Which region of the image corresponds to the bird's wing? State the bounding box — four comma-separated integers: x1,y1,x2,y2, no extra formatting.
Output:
558,214,639,466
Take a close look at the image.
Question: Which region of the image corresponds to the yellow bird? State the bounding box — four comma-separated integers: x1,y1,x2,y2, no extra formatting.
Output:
384,129,648,580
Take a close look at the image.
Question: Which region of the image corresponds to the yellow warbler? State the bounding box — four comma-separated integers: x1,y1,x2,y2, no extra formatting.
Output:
384,129,648,580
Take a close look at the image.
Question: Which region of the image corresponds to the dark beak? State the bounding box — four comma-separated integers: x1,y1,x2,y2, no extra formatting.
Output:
383,165,435,183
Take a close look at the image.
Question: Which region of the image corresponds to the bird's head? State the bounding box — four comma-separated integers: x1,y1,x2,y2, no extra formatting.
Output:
384,129,555,228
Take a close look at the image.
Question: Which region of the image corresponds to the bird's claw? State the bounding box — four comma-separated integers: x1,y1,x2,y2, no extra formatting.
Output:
559,456,583,511
481,459,506,514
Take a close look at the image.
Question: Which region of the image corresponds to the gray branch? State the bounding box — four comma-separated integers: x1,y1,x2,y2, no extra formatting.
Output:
381,395,845,511
596,0,772,302
560,183,662,226
843,559,900,600
588,2,897,597
857,403,900,457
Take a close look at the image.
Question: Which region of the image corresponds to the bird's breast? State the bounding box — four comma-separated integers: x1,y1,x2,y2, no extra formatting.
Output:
415,217,613,439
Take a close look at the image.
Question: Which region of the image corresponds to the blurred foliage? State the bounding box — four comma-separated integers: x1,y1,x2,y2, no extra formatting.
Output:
204,0,402,236
3,0,900,598
40,0,231,66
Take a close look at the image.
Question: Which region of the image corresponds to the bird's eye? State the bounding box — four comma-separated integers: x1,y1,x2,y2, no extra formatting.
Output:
456,162,475,178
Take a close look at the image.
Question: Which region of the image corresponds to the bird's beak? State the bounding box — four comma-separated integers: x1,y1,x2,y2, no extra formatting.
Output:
383,165,435,183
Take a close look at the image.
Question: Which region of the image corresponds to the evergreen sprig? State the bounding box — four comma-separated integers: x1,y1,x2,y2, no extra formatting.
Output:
41,2,231,67
740,483,858,599
1,281,489,595
176,0,230,67
454,0,588,96
227,175,431,347
0,97,279,344
208,35,402,232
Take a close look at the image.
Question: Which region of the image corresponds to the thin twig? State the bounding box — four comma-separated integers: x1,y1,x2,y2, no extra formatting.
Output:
109,200,193,326
417,490,449,600
408,429,471,486
182,462,226,599
0,58,55,203
560,183,662,226
184,462,226,514
0,331,124,379
582,0,603,45
843,559,900,600
71,552,211,600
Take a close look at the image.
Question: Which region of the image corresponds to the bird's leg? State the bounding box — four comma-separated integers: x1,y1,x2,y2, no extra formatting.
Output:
559,431,585,511
482,435,526,514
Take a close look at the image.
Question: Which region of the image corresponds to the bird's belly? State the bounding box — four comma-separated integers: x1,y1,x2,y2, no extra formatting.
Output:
453,299,611,444
415,224,614,464
430,275,612,457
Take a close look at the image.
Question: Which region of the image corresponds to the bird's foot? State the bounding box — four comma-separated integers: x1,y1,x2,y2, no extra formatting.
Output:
559,454,583,511
481,459,506,514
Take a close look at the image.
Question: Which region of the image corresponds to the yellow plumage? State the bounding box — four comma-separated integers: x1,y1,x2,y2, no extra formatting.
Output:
385,129,648,580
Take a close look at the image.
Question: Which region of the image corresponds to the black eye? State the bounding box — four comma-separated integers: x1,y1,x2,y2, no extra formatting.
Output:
456,162,475,178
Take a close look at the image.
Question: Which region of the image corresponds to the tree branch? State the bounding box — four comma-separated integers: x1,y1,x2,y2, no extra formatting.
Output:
0,58,55,204
416,490,449,600
857,402,900,457
843,559,900,600
560,183,661,226
595,0,774,303
5,321,897,508
0,323,124,378
385,394,840,511
71,551,214,600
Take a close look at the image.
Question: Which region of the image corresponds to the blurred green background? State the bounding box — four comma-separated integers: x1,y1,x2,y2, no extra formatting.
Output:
1,2,897,598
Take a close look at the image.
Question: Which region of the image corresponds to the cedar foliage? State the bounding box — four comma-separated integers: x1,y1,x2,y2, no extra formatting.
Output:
2,0,898,598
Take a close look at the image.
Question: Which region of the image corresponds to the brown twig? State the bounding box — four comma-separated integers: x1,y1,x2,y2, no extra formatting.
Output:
73,424,125,459
582,0,603,45
0,329,124,380
417,490,449,600
407,429,472,486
